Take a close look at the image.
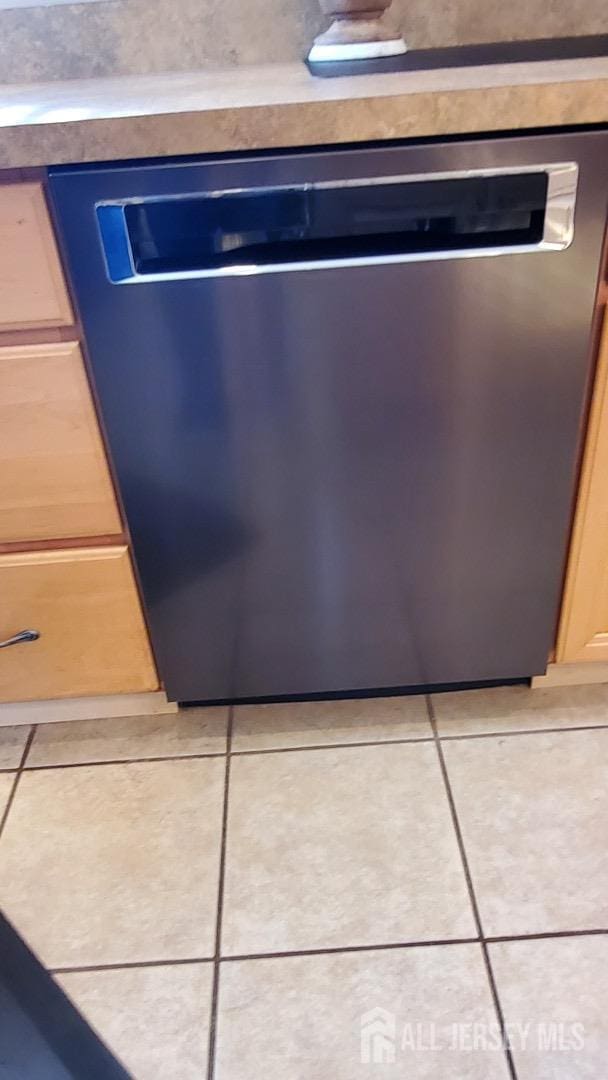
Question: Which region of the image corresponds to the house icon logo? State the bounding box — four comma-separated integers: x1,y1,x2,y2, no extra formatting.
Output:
360,1006,396,1064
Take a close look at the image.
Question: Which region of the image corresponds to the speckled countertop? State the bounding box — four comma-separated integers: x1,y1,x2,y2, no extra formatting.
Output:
1,56,607,169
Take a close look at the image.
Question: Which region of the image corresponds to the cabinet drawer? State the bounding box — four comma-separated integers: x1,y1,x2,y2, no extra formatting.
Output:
0,341,122,543
0,183,73,331
0,546,158,702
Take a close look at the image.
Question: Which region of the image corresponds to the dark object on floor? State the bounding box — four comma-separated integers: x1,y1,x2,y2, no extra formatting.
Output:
0,912,131,1079
306,33,608,76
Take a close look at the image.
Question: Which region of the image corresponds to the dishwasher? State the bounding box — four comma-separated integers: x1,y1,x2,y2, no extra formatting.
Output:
49,130,608,703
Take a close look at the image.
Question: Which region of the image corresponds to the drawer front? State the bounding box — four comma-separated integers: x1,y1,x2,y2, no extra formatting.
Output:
0,182,73,331
0,341,122,543
0,546,158,702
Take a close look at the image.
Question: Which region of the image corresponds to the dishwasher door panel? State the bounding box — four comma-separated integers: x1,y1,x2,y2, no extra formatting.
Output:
49,131,608,701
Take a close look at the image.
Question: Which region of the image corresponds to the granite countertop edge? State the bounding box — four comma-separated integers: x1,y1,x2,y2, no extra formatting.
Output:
0,56,607,169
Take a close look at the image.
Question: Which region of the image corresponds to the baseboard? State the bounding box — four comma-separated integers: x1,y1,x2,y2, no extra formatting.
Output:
0,691,178,727
531,662,608,688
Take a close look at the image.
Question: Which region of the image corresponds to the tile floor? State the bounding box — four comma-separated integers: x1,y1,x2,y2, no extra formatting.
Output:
0,684,606,1078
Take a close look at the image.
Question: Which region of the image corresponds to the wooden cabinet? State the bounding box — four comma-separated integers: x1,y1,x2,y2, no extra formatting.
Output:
557,308,608,663
0,341,121,543
0,183,73,331
0,547,157,702
0,178,160,707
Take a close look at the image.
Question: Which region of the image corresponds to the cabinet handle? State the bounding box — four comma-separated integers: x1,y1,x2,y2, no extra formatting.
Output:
0,630,40,650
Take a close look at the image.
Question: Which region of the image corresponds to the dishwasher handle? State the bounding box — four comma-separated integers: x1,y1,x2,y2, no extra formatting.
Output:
96,162,578,284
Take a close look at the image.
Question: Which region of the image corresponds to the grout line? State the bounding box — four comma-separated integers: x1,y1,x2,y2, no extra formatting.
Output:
231,734,434,756
426,695,519,1080
49,927,608,976
438,722,608,742
20,724,36,769
23,723,38,765
0,726,36,842
425,699,486,936
486,928,608,944
23,751,226,772
207,706,233,1080
1,718,603,778
220,937,480,962
51,956,214,975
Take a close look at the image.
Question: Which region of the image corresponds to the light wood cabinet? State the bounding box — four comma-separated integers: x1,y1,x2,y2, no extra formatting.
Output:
0,546,158,702
557,308,608,663
0,178,160,708
0,183,73,331
0,341,122,543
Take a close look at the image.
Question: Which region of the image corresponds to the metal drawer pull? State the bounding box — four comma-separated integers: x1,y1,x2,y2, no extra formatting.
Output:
0,630,40,650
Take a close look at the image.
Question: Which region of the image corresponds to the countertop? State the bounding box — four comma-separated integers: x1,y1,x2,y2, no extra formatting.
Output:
1,56,608,169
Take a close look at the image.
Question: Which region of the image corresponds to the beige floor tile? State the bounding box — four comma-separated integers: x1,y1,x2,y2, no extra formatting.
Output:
432,684,608,737
0,725,30,769
0,758,224,967
58,962,212,1080
27,707,228,767
215,944,510,1080
0,772,15,815
490,936,608,1080
222,742,475,955
232,695,431,752
443,729,608,936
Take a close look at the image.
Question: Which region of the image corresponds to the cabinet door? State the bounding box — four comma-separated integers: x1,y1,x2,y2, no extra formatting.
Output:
0,341,122,543
557,309,608,662
0,546,158,702
0,183,73,331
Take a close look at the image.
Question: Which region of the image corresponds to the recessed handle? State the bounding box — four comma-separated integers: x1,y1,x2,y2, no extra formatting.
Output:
97,163,577,284
0,630,40,650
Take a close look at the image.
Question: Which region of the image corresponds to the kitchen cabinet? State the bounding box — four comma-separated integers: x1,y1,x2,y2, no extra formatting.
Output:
0,182,73,331
0,178,159,708
556,307,608,664
0,547,157,702
0,341,121,543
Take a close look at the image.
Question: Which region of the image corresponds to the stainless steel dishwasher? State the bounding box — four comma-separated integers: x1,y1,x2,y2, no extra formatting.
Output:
49,130,608,703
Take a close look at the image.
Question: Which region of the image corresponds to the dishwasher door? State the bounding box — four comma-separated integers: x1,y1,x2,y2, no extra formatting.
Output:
49,131,608,702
